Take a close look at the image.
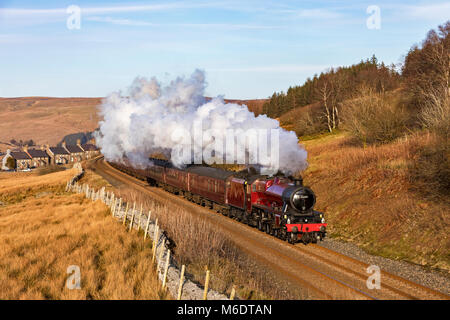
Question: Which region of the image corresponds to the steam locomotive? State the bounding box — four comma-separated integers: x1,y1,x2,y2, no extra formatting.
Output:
109,158,327,244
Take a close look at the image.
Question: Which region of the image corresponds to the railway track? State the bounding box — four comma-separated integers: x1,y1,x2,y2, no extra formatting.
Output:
90,157,449,300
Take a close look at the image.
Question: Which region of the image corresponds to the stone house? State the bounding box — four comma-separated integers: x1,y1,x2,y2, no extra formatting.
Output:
47,146,70,165
10,150,32,170
63,141,84,163
26,147,50,168
80,143,100,159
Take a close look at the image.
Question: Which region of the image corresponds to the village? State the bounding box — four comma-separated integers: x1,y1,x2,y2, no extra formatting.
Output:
0,139,100,171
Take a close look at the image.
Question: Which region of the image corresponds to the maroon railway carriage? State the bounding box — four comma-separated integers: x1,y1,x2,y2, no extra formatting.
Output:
109,158,327,244
185,166,234,207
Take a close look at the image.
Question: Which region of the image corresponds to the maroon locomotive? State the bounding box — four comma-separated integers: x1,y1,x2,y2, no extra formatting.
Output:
109,158,327,244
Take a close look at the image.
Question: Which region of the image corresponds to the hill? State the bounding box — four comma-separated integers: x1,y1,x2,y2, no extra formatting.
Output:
0,96,267,152
0,97,101,151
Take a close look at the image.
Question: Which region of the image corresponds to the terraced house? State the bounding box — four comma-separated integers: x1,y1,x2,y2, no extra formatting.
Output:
63,141,84,163
10,150,32,170
80,143,100,159
26,147,50,168
46,146,70,165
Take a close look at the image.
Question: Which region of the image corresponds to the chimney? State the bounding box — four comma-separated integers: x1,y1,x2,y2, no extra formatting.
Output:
62,141,66,148
76,139,81,147
23,145,28,152
293,177,303,186
40,145,45,151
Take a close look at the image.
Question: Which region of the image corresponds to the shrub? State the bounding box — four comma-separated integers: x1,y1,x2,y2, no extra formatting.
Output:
293,109,327,137
419,85,449,139
6,157,15,170
409,133,450,199
341,88,409,145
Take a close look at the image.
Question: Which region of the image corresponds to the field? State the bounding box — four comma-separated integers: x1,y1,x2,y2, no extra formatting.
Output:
0,168,165,299
302,131,449,271
0,97,102,151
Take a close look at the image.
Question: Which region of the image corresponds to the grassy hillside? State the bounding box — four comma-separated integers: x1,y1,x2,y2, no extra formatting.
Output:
302,131,449,271
0,168,165,299
0,97,101,151
0,96,266,152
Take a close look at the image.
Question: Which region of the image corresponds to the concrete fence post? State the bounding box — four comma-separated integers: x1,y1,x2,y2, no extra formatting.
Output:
137,204,143,231
162,249,171,290
152,224,159,264
122,202,129,225
110,197,115,216
230,286,236,300
144,211,151,240
117,198,122,219
203,270,210,300
177,265,186,300
158,239,166,271
129,208,135,232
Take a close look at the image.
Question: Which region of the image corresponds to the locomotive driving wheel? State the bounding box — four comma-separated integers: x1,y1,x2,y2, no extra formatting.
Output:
257,219,263,231
265,222,272,235
288,232,297,244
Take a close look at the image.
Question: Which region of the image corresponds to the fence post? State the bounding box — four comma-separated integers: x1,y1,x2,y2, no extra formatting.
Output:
152,225,159,264
162,249,170,290
111,198,117,217
203,270,210,300
144,211,151,240
158,239,166,271
137,204,143,231
122,202,129,225
116,198,122,219
230,286,236,300
129,208,135,232
177,265,186,300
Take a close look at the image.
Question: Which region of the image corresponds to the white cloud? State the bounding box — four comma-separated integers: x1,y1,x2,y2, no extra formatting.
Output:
403,2,450,21
296,8,342,19
87,16,282,30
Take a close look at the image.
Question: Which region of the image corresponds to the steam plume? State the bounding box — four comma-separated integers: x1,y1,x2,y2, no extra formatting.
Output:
95,69,308,175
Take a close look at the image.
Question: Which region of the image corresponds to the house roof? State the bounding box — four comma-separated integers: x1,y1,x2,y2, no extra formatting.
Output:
65,145,84,153
27,149,49,158
81,143,99,151
50,147,69,155
11,151,31,160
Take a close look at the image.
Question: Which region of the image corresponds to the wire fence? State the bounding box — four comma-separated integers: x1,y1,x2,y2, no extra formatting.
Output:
66,164,237,300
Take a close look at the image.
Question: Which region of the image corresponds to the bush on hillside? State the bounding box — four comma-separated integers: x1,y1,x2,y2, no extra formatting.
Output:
409,134,450,199
341,88,409,145
293,108,327,137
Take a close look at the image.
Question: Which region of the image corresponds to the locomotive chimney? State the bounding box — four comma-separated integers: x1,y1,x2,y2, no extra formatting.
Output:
293,177,303,186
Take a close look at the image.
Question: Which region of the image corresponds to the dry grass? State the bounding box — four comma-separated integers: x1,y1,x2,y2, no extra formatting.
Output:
0,97,102,151
0,170,166,299
112,187,307,300
302,131,450,271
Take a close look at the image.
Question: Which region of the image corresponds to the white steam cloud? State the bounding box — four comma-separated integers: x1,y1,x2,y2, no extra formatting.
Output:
95,69,308,175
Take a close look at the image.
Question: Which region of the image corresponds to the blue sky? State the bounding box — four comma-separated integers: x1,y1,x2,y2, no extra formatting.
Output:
0,0,449,99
